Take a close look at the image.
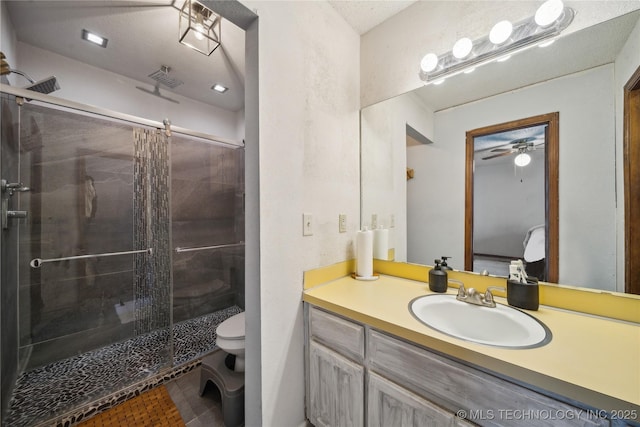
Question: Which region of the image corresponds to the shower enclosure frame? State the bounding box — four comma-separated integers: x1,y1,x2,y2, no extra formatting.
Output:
0,83,245,424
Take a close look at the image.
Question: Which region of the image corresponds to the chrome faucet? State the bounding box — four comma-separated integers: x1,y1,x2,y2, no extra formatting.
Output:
456,284,506,308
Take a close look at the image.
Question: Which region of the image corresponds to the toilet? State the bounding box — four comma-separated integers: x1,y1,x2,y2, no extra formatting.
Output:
215,312,245,372
200,311,245,427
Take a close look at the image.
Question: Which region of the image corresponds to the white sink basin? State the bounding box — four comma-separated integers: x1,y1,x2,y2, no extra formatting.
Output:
409,294,551,348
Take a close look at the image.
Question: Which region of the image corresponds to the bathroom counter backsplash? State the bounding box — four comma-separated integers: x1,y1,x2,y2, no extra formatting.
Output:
302,272,640,417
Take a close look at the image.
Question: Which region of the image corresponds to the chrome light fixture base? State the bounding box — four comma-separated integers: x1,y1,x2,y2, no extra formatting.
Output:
419,6,575,85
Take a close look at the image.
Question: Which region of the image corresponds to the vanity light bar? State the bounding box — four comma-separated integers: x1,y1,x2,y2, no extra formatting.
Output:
419,7,575,85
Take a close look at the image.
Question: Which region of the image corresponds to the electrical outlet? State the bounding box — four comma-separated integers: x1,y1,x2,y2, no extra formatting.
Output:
371,214,378,229
303,213,313,236
339,214,347,233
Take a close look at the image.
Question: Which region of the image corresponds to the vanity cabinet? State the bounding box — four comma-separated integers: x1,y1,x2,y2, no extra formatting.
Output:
368,371,474,427
308,341,364,427
305,304,612,427
307,306,365,427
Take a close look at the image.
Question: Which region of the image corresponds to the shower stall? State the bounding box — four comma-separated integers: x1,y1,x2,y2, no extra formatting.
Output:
0,86,245,426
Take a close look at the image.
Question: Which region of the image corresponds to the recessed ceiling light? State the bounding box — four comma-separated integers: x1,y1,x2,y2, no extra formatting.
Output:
81,29,108,48
212,83,228,93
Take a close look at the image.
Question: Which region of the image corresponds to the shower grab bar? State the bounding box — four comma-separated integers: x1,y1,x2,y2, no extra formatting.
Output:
30,248,153,268
175,242,244,253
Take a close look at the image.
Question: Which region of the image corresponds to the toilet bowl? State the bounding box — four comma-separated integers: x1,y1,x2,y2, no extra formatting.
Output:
216,312,245,372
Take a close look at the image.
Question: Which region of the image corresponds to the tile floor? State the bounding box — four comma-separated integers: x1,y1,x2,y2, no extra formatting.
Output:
166,367,225,427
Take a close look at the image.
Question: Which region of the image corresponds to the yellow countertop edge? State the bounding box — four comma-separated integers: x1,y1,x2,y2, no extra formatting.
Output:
304,259,640,323
302,276,640,414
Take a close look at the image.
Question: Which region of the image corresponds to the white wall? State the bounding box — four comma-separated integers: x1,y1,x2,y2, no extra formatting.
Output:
614,15,640,292
408,65,616,289
361,92,434,261
361,1,640,108
12,43,243,141
0,2,17,84
474,150,545,258
242,1,361,425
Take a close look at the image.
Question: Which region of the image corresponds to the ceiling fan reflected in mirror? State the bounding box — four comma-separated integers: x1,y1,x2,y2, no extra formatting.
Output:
481,137,545,163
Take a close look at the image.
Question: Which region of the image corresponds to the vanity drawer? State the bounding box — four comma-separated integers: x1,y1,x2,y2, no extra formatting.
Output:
309,306,365,362
367,329,608,427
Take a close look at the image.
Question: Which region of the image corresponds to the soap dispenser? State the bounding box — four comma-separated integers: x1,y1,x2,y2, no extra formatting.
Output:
440,256,453,271
429,259,448,293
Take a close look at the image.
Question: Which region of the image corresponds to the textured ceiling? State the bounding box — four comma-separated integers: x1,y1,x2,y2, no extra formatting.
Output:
5,1,417,111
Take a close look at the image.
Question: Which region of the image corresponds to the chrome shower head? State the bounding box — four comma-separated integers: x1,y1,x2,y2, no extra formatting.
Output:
25,76,60,94
8,69,61,95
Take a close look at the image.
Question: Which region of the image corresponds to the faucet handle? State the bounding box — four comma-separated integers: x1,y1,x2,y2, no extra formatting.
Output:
484,286,506,307
457,283,467,298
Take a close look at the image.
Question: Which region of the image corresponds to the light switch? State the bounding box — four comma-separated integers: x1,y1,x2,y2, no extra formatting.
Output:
303,213,313,236
339,214,347,233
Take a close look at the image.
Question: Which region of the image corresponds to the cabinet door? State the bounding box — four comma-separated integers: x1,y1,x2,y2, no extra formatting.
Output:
309,340,364,427
368,372,459,427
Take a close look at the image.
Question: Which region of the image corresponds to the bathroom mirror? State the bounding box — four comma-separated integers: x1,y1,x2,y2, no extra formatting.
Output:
360,10,640,292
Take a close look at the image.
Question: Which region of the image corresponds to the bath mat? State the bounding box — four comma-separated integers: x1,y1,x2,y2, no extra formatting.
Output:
77,385,185,427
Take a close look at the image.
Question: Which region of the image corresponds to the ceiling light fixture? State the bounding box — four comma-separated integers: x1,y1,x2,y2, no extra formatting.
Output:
538,39,556,48
212,83,228,93
452,37,473,59
179,0,221,56
514,152,532,167
489,20,513,45
418,1,574,85
81,29,108,48
535,0,565,27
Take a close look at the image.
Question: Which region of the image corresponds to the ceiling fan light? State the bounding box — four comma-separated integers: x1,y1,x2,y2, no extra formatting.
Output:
514,152,532,167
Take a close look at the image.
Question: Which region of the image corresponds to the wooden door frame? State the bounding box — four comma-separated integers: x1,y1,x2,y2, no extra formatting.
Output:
465,112,559,283
624,66,640,294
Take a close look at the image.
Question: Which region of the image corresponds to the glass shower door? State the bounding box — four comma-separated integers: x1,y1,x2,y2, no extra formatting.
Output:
15,102,172,389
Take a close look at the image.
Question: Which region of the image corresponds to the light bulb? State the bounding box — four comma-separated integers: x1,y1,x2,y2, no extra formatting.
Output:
420,53,439,73
535,0,564,27
514,153,531,167
193,9,206,41
193,22,205,40
452,38,473,59
490,20,513,45
538,39,556,48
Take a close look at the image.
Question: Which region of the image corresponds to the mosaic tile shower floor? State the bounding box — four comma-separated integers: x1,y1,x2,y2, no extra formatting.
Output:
5,305,242,427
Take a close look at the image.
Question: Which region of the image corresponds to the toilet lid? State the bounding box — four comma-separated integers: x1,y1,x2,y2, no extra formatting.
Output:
217,312,245,340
